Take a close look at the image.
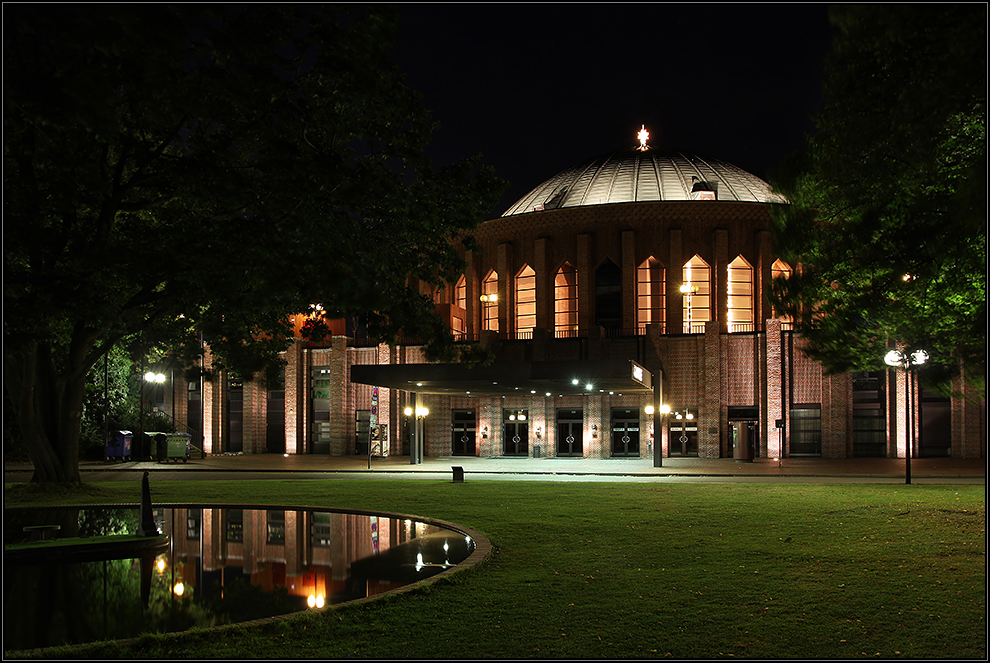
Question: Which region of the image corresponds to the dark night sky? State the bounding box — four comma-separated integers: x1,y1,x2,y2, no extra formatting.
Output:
393,4,837,216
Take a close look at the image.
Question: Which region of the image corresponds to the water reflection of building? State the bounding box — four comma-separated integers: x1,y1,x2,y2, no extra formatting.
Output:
158,129,984,463
168,508,446,605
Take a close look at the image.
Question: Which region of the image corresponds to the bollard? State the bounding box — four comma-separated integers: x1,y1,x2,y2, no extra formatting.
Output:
452,466,464,483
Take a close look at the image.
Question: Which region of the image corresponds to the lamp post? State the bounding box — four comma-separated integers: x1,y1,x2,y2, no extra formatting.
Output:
680,284,698,333
645,403,670,467
404,397,429,465
142,371,166,460
479,293,498,331
884,348,928,485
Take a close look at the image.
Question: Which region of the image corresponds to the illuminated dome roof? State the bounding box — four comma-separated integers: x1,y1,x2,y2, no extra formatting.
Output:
502,143,787,217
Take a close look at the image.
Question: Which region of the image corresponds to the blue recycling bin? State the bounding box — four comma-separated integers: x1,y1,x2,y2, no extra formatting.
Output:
106,430,133,462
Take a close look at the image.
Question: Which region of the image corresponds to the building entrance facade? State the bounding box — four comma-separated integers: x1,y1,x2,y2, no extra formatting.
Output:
556,408,583,457
503,409,529,456
669,410,699,456
452,409,477,456
611,408,640,457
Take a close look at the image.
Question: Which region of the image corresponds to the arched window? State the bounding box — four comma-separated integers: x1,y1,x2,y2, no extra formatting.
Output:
515,265,536,336
636,257,665,330
595,259,622,329
681,255,710,333
481,270,499,332
727,255,754,332
554,262,578,337
455,275,467,310
452,275,467,338
771,259,794,325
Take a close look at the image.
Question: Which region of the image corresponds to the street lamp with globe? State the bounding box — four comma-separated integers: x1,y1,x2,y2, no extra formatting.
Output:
884,348,928,484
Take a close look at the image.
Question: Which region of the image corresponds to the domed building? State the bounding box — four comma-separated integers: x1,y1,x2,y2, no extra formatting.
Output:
169,128,984,464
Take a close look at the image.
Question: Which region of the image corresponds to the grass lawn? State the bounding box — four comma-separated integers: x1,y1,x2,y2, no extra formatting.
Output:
4,479,986,659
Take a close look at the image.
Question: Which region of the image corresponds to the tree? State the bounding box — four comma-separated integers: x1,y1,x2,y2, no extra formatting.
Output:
770,4,986,396
4,5,506,483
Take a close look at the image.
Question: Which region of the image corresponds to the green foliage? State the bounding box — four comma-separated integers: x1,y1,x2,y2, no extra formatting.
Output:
4,5,506,481
770,5,986,396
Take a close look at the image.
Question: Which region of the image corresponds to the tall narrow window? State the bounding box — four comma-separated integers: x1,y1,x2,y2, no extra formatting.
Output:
727,255,753,332
681,255,710,333
595,259,622,330
452,275,467,338
771,259,793,326
636,257,665,330
515,265,536,336
481,271,499,332
454,275,467,310
554,262,578,337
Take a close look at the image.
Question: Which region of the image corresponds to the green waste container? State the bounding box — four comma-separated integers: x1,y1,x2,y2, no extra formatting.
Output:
151,431,191,463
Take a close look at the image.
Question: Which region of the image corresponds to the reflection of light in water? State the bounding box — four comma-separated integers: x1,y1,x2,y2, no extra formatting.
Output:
6,505,479,651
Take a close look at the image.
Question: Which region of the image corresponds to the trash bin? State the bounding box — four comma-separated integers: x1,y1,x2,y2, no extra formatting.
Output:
533,445,542,458
732,421,755,462
106,430,133,462
165,432,191,462
135,432,157,460
152,432,167,462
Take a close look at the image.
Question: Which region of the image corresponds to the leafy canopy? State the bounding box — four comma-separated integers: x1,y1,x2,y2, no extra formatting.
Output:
4,5,506,482
5,4,506,375
770,5,986,396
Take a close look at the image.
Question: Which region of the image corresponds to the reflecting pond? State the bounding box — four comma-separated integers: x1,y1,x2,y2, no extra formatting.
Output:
4,505,475,651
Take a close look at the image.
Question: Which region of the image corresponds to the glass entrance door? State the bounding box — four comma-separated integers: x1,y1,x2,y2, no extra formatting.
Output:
503,409,529,456
556,408,583,457
452,409,476,456
669,411,699,456
611,408,640,457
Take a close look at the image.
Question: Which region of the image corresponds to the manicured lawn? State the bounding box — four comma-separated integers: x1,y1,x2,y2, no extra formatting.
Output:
4,480,986,659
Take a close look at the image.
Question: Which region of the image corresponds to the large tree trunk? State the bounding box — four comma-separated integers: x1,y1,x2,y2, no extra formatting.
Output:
4,339,87,483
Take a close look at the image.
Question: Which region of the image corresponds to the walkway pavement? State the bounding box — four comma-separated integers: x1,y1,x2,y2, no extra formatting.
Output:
6,453,985,482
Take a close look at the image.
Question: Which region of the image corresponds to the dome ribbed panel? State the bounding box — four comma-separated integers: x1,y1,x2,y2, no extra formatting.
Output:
568,160,605,207
502,146,786,216
636,155,663,202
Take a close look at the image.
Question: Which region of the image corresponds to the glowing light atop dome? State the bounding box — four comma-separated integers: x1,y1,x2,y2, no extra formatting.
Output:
637,124,650,149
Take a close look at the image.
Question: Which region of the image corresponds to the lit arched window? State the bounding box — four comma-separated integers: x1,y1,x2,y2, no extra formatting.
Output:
455,275,467,310
636,257,665,330
771,259,794,326
681,255,710,333
481,271,499,332
727,255,754,332
515,265,536,336
554,262,578,337
452,275,467,338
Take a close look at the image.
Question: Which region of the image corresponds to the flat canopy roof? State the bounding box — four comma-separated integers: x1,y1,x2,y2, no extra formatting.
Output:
350,359,653,397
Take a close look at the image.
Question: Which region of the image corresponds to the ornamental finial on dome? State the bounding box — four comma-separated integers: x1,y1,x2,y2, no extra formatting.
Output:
637,124,650,150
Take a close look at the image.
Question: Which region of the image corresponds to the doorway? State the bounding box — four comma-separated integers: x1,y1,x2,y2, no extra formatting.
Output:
556,408,583,457
669,409,698,456
452,409,476,456
611,408,640,457
503,409,529,456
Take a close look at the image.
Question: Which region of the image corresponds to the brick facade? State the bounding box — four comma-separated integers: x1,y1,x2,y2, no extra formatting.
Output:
169,181,984,462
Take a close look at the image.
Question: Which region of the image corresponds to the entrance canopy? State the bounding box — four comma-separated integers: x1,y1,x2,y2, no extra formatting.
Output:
350,359,653,397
